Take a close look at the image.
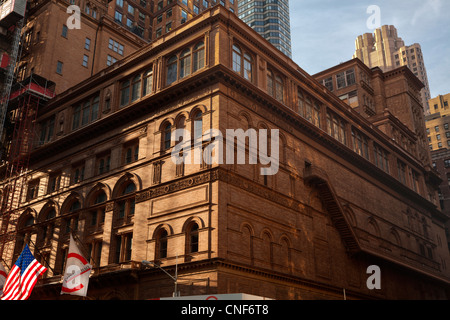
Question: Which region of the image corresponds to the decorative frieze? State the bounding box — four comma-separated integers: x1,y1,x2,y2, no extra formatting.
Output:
135,169,219,203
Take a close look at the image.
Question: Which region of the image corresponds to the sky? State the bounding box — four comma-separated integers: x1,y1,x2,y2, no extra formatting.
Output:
289,0,450,98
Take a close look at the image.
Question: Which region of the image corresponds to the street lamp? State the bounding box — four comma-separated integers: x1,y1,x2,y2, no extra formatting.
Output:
142,259,180,297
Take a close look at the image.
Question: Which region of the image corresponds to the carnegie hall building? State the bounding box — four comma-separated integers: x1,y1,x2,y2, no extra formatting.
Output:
1,6,449,299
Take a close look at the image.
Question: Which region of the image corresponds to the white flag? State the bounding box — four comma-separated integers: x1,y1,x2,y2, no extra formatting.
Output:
0,262,7,296
61,234,92,297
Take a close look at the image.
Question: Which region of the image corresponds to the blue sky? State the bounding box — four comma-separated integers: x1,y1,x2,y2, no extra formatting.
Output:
289,0,450,98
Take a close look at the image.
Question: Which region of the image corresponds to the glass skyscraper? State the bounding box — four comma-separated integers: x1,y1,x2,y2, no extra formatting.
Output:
237,0,292,58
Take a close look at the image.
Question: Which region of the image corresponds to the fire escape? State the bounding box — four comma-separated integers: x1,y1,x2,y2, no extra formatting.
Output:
0,0,55,263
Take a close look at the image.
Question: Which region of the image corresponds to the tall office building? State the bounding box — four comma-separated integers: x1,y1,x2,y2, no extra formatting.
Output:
237,0,292,58
425,93,450,151
353,25,432,115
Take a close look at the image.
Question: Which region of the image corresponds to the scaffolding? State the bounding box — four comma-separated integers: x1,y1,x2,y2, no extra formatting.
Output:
0,74,55,263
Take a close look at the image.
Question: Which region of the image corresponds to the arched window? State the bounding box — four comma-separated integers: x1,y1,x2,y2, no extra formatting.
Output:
131,74,141,102
143,69,153,96
193,110,203,140
64,199,81,234
162,122,172,151
187,223,199,253
120,79,130,107
117,182,136,220
157,229,168,259
267,70,284,102
110,179,136,265
175,116,186,145
180,48,191,79
14,212,35,262
167,55,178,85
90,191,107,228
37,207,56,247
297,89,305,117
193,41,205,72
233,44,253,82
243,53,253,81
232,45,242,73
267,70,274,97
275,75,284,102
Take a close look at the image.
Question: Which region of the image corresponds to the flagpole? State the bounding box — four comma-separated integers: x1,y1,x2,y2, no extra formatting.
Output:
142,259,179,297
24,238,57,275
0,257,12,272
70,229,99,269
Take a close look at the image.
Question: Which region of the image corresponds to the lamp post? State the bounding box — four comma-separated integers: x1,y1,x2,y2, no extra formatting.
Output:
142,258,179,297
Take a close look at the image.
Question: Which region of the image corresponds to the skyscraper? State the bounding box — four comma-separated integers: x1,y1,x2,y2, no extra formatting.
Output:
425,93,450,151
237,0,292,58
353,25,432,115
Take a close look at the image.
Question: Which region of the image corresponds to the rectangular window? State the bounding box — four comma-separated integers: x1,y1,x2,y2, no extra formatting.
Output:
82,54,89,67
107,55,117,66
411,170,420,192
61,25,68,37
397,161,406,184
114,11,123,23
297,89,304,117
97,153,111,175
26,180,40,201
120,79,131,107
48,173,61,193
156,27,162,38
126,18,133,28
72,163,85,184
85,38,91,50
374,144,389,173
72,95,100,130
123,140,139,165
143,69,153,96
352,128,369,160
181,9,187,23
72,105,81,130
56,61,63,74
326,111,346,145
81,101,91,125
336,69,355,89
322,77,333,91
114,233,133,263
39,116,55,145
165,22,172,33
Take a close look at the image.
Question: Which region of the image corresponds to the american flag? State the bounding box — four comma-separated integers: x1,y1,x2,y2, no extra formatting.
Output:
1,244,47,300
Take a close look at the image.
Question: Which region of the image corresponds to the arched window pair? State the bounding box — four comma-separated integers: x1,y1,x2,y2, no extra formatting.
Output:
166,41,205,85
232,44,253,82
161,110,203,152
155,222,199,260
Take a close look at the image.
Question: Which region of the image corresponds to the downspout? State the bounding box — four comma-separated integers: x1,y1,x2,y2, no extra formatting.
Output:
90,16,102,76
